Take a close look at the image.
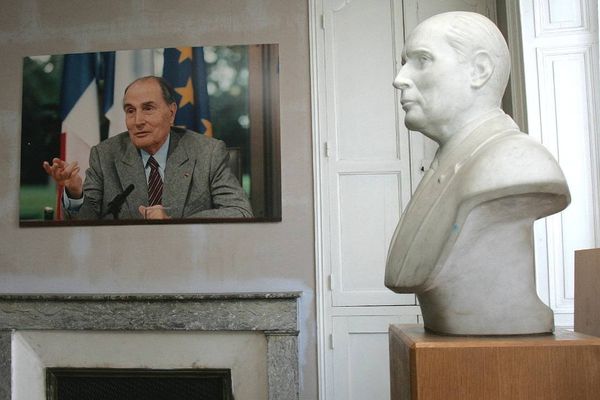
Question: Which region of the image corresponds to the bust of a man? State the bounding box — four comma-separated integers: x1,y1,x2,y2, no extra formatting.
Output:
384,12,570,335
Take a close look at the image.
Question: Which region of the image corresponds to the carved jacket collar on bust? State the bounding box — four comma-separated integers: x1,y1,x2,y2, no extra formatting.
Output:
385,109,522,292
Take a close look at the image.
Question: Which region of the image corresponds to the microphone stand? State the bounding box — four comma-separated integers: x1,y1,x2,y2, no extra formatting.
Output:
102,184,135,220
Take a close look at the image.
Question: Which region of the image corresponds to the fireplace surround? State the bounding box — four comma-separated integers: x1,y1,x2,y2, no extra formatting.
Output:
0,292,300,400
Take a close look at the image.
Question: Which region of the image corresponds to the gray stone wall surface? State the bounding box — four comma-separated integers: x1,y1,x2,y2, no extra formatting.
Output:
267,332,300,400
0,333,10,400
0,293,299,332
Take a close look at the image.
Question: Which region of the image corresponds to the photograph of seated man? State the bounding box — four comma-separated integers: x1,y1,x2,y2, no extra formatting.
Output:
43,76,253,220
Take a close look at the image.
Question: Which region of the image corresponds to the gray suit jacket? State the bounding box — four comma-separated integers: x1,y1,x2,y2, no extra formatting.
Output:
68,128,253,219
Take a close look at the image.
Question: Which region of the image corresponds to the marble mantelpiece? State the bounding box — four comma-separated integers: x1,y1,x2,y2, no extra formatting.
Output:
0,292,300,400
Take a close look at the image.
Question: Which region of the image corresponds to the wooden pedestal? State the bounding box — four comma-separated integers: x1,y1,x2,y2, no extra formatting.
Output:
389,324,600,400
575,248,600,337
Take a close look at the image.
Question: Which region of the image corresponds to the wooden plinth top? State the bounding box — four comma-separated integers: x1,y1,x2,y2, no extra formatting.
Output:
391,324,600,348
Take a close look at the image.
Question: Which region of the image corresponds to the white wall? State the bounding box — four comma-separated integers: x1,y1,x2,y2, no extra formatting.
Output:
0,1,317,398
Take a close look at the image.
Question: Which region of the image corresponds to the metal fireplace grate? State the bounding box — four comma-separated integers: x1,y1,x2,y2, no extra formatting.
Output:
46,368,233,400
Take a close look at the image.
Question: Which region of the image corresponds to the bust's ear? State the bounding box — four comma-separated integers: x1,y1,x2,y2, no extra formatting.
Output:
470,50,495,89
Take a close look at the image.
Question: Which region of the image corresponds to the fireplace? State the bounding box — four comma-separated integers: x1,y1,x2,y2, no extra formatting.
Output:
46,368,233,400
0,293,300,400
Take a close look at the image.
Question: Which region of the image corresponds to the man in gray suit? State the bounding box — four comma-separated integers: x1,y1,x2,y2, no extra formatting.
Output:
43,76,253,220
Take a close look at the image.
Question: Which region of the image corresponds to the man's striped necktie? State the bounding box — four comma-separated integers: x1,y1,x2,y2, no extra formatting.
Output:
147,156,163,206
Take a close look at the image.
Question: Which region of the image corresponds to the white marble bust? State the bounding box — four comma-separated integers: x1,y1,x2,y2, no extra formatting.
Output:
384,12,570,335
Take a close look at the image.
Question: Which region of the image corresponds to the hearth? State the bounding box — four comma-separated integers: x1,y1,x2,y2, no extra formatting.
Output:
47,368,233,400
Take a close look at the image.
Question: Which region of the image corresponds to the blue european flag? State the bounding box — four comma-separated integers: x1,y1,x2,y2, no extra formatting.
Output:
162,47,212,136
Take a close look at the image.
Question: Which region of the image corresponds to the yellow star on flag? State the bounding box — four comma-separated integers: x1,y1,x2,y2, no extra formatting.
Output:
202,119,213,137
177,47,193,63
175,78,194,108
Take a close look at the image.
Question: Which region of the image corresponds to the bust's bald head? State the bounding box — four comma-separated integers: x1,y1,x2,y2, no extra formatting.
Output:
394,12,511,142
427,11,511,101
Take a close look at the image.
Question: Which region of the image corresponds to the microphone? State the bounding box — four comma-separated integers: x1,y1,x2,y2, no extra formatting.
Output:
103,184,135,219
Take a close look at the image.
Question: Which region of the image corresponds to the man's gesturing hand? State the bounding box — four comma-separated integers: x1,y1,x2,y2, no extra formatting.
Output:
42,158,83,198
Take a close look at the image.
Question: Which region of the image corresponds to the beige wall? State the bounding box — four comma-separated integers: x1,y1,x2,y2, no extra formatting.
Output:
0,0,316,398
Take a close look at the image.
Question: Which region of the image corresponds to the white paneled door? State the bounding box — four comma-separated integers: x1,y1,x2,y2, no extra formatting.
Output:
330,315,418,400
520,0,600,327
311,1,500,399
321,0,412,307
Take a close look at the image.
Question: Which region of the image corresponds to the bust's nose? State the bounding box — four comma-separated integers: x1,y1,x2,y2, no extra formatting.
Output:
393,71,412,90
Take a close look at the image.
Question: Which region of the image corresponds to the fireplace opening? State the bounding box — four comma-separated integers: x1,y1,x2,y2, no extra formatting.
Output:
46,368,234,400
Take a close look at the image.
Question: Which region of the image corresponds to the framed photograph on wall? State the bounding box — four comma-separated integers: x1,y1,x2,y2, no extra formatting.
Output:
19,44,281,226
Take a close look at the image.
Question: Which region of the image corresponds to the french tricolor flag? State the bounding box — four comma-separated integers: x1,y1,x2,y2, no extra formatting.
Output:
58,53,101,218
59,53,101,175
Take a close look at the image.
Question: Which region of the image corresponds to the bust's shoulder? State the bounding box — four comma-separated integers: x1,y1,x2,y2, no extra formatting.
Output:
460,131,569,197
481,132,553,161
